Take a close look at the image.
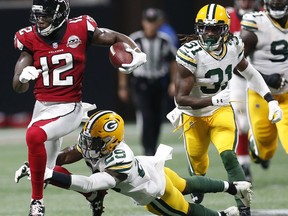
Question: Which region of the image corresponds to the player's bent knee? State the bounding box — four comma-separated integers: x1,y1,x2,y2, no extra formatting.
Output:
26,126,47,150
54,166,71,175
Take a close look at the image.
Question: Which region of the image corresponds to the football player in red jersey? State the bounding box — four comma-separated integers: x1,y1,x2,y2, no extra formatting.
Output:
12,0,146,215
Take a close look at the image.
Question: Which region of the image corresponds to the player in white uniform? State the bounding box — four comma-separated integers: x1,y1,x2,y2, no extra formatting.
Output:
240,0,288,169
166,4,282,216
16,110,253,216
227,0,263,183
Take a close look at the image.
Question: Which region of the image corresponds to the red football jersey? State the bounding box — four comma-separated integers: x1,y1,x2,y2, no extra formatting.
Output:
14,15,97,102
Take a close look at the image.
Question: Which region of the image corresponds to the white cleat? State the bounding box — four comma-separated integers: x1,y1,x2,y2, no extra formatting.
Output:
233,181,253,207
223,206,239,216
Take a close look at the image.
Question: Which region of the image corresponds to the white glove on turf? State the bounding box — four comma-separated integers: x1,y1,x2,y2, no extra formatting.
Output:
15,161,30,183
268,100,282,123
211,89,231,106
19,66,42,83
119,48,147,74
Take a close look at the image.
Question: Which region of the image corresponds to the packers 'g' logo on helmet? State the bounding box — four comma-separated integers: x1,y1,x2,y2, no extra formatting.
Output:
104,120,118,132
195,4,230,51
79,110,124,159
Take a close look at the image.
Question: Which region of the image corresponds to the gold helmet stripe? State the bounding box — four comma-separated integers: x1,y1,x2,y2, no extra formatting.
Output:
84,110,113,133
206,3,217,20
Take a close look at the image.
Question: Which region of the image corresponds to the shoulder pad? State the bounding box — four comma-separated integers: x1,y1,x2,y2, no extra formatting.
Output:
84,15,98,30
176,41,199,69
241,11,264,32
68,15,97,32
227,35,244,57
14,26,34,51
105,145,134,173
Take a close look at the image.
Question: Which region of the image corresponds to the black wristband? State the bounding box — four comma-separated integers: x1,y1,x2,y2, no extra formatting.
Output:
264,92,274,102
226,182,237,195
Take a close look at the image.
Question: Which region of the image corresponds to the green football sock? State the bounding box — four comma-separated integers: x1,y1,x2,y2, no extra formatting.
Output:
184,175,225,194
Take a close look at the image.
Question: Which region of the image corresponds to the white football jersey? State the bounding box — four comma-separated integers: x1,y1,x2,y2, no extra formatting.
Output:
78,142,170,205
241,11,288,94
176,36,244,116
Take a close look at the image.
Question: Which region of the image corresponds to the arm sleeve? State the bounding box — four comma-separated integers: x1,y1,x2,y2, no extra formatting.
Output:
239,62,271,97
69,172,116,193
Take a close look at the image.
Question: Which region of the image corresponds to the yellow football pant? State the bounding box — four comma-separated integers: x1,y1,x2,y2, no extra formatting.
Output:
182,106,238,175
145,168,221,215
145,167,189,215
247,89,288,160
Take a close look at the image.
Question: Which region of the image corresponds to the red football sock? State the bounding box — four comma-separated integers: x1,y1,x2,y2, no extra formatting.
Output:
237,133,249,155
26,126,47,200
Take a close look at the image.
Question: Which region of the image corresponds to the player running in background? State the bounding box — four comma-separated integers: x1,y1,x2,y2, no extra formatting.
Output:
12,0,146,215
168,3,282,216
227,0,263,183
240,0,288,170
16,110,253,216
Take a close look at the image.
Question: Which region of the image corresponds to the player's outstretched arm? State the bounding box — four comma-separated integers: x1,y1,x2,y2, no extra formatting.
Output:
56,144,83,166
92,28,146,74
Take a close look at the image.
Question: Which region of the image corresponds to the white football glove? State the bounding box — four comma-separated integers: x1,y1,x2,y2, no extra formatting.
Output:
222,206,239,216
15,161,30,183
211,89,231,106
19,66,42,83
268,100,282,123
119,48,147,74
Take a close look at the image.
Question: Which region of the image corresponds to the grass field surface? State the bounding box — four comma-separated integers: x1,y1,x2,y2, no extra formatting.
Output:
1,122,288,215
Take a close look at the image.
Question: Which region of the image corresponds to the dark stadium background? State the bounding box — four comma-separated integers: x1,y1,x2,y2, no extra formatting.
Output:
0,0,231,126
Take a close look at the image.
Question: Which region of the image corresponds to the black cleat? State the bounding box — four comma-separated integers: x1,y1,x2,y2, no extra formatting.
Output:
260,160,270,170
89,190,108,216
28,200,45,216
239,206,251,216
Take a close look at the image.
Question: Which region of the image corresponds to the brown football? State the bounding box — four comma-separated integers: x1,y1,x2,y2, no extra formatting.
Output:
109,42,133,69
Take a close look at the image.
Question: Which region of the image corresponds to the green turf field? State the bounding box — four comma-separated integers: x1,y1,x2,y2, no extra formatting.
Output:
1,122,288,215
